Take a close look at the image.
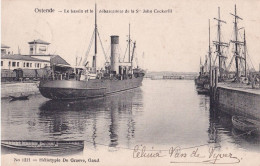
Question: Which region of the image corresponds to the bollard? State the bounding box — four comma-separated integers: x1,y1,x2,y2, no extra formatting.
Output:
210,69,215,106
211,69,215,92
210,69,213,89
214,68,218,101
215,68,218,89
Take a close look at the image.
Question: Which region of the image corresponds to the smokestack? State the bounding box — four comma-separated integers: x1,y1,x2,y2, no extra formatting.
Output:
110,36,120,74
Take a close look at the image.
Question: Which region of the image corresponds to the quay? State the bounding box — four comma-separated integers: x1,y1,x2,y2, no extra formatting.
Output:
146,72,197,80
210,68,260,120
217,83,260,120
1,82,39,98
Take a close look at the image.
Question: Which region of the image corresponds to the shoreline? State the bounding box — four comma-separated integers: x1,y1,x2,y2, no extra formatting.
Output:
1,82,40,98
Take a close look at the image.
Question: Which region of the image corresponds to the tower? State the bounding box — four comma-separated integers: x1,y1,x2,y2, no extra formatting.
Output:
28,39,50,55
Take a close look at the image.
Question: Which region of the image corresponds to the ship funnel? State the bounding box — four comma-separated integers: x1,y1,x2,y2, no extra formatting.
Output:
110,36,120,74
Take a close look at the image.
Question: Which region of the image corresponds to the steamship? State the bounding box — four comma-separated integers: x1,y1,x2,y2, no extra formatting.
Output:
39,5,145,100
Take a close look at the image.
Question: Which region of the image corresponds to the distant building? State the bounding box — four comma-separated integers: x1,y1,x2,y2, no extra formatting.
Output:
1,54,50,70
1,39,69,70
27,39,52,62
1,40,70,81
28,39,50,55
1,44,10,54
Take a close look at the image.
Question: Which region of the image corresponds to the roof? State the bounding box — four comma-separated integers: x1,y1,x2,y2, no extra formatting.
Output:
50,55,70,66
1,44,10,48
22,54,70,66
28,39,50,45
26,54,51,57
1,54,49,62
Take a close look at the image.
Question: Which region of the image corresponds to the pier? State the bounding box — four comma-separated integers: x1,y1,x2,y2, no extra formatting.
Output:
210,68,260,120
217,83,260,119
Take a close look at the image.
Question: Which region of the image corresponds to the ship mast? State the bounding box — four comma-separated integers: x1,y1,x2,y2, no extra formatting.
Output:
200,57,203,75
128,23,131,63
209,19,212,81
131,42,136,70
244,29,247,77
92,3,97,71
230,4,243,80
213,7,228,81
83,4,108,71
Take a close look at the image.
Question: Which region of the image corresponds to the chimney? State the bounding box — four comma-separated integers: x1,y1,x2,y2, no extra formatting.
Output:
110,36,120,74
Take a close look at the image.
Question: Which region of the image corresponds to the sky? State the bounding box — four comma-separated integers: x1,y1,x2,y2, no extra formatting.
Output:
2,0,260,72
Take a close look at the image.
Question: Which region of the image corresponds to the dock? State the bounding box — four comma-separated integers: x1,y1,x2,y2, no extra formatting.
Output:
218,82,260,95
217,82,260,120
209,68,260,120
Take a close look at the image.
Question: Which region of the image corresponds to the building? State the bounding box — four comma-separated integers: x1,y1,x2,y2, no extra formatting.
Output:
1,40,70,81
1,44,10,54
1,54,50,70
28,39,50,55
1,39,69,70
27,39,52,62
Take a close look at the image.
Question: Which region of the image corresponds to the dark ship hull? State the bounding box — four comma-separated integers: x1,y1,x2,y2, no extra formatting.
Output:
39,76,144,100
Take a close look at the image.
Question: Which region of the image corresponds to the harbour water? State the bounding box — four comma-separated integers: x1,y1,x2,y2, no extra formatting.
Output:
1,79,260,153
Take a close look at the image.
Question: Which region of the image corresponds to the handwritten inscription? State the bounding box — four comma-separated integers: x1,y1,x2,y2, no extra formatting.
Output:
133,145,165,158
133,145,241,164
207,147,240,164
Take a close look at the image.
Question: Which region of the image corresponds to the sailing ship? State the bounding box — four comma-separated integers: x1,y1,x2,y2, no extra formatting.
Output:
39,5,145,100
196,7,228,93
195,20,211,94
196,5,254,93
227,5,249,82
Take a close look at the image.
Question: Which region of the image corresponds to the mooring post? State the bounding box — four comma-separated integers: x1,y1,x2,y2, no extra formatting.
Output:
210,69,212,89
210,69,215,106
214,68,218,101
211,69,215,92
215,68,218,89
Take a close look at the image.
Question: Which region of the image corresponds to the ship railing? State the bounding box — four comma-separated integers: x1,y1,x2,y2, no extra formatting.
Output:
41,73,81,81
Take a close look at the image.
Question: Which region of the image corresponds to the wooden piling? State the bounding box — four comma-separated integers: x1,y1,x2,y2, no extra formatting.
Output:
215,69,218,89
214,68,218,101
211,69,215,89
210,69,214,106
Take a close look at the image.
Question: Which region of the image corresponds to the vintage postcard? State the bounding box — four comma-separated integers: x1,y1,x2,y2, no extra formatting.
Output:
1,0,260,165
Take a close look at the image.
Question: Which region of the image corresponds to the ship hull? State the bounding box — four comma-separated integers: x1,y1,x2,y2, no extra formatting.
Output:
39,77,143,100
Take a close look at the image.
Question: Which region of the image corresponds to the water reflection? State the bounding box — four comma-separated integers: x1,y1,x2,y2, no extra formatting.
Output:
207,105,260,152
2,80,259,154
38,88,143,148
208,108,219,144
